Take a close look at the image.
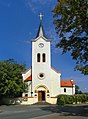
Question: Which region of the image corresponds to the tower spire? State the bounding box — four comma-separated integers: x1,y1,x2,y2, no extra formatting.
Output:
36,13,46,38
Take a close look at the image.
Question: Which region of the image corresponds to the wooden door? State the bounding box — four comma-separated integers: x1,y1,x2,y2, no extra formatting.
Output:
38,91,42,101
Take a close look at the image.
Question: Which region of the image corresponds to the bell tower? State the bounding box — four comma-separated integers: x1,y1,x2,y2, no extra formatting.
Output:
32,13,51,96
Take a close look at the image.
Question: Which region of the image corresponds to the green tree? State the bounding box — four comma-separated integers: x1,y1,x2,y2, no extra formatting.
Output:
0,59,27,98
52,0,88,75
75,85,80,94
75,85,82,94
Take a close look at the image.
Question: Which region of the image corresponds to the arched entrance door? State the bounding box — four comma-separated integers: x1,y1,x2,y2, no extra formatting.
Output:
38,91,45,101
35,85,49,102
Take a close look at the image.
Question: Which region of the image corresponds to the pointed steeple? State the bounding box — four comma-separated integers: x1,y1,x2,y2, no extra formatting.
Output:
36,13,46,38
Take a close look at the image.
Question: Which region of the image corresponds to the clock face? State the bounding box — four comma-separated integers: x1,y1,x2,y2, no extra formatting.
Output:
38,43,44,48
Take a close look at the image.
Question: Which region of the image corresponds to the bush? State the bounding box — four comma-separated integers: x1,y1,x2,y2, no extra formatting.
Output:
77,94,82,103
87,94,88,100
57,94,88,105
74,94,88,103
80,94,87,103
68,95,74,104
57,95,65,105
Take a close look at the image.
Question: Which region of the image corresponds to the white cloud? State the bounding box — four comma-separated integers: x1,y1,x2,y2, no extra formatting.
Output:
24,40,31,44
25,0,56,14
46,26,62,54
24,0,59,52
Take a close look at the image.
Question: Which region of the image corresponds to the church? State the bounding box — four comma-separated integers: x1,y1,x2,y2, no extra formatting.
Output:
22,14,75,105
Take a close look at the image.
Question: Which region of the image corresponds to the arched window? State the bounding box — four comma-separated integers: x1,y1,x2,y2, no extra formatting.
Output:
64,88,66,92
37,53,40,62
42,53,46,62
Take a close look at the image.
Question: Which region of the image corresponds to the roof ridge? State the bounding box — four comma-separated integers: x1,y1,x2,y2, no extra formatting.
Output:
22,66,32,74
51,67,61,74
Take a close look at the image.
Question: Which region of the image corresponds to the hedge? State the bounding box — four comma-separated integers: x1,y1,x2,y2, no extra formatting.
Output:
57,94,88,105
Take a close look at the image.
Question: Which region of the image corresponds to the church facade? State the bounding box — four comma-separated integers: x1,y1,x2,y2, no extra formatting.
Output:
22,14,75,105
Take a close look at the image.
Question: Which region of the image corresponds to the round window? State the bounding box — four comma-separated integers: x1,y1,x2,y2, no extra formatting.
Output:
38,73,45,79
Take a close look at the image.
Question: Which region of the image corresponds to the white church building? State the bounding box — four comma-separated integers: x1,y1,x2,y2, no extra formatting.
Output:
22,14,75,105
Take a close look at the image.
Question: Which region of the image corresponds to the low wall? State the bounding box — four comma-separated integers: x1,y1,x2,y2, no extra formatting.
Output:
21,97,38,105
46,97,57,104
2,97,57,105
2,97,38,105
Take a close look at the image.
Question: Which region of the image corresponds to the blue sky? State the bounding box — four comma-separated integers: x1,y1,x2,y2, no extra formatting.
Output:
0,0,88,92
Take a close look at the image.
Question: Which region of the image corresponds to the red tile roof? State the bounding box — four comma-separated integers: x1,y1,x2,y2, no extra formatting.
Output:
24,75,32,81
61,80,75,87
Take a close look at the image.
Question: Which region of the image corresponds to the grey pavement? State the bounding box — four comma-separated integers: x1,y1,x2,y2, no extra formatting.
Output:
31,113,87,119
0,104,88,119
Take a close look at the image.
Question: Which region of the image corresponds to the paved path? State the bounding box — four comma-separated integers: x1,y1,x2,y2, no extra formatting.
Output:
31,113,87,119
0,104,88,119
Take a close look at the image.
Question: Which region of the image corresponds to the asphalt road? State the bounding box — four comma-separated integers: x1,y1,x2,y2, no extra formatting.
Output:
0,104,88,119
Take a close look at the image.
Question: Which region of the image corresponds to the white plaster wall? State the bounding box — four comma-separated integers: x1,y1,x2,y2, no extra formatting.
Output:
32,36,51,96
72,85,75,94
60,87,75,95
46,97,57,104
21,97,57,105
50,68,61,97
21,97,38,105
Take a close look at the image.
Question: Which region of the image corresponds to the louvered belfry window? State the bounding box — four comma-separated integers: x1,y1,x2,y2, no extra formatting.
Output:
37,53,40,62
42,53,46,62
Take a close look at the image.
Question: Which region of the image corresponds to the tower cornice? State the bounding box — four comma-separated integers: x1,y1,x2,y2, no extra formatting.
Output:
32,36,51,42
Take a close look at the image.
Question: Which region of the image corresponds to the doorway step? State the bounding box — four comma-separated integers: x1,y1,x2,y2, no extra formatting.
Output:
33,102,51,105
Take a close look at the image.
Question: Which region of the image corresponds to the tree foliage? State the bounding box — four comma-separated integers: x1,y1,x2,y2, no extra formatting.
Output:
0,59,27,98
75,85,82,94
52,0,88,75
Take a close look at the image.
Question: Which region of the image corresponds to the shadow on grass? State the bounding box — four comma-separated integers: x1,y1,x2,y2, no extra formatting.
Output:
40,105,88,117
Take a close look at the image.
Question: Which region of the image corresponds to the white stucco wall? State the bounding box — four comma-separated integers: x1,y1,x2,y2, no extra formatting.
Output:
46,97,57,104
31,36,62,98
72,85,75,94
50,68,61,97
22,68,32,97
20,97,38,105
60,86,75,95
32,36,52,96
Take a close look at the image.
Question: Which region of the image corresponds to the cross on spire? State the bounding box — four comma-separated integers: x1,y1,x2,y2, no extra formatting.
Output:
39,13,43,21
36,13,46,38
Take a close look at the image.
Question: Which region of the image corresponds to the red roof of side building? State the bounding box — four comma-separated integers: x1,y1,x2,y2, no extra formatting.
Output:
24,75,32,81
61,80,75,87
